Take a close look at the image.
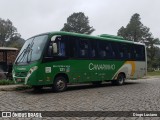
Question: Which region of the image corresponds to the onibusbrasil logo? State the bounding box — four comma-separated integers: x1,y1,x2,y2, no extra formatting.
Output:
1,112,42,118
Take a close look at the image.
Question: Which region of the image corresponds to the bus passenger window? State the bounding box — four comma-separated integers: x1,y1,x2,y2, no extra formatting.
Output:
118,44,128,59
98,41,112,59
120,52,124,58
100,50,106,58
69,37,77,58
90,40,97,58
91,49,96,57
78,40,89,58
134,45,145,61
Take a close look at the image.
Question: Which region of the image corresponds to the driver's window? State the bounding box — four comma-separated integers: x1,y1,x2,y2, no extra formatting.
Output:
47,36,66,57
57,38,65,56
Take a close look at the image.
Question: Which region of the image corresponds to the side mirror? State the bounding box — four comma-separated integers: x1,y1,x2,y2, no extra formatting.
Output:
52,43,58,54
51,35,61,42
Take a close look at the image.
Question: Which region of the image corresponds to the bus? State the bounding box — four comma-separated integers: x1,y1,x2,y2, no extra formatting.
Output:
12,31,147,92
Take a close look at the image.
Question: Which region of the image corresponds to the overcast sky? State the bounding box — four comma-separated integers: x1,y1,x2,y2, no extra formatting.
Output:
0,0,159,39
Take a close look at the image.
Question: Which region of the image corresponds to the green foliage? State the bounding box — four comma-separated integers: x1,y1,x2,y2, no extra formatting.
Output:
0,80,14,85
6,37,25,49
61,12,95,34
117,13,160,69
118,13,151,42
0,18,24,47
147,71,160,76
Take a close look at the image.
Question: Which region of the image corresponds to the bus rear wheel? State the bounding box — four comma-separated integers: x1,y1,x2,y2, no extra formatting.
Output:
53,76,67,92
111,74,125,86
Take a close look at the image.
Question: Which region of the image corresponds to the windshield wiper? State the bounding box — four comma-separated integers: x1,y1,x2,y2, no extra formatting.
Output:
27,42,34,63
15,44,30,64
15,42,34,64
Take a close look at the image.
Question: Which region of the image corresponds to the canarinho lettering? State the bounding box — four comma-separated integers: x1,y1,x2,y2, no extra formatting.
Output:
89,63,115,71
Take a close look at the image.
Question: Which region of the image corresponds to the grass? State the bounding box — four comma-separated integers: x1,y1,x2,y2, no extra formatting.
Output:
0,80,15,85
147,71,160,76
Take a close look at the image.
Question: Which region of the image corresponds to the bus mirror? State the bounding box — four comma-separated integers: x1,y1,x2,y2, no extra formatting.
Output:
51,36,56,42
51,35,61,42
52,43,58,54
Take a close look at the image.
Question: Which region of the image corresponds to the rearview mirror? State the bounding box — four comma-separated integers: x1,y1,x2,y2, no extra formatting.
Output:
52,43,57,54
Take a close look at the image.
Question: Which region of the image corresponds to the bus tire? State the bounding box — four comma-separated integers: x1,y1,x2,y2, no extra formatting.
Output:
53,76,67,92
116,73,125,85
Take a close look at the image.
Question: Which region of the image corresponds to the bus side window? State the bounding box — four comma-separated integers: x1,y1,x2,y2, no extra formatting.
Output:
110,42,118,59
47,41,54,57
78,39,89,58
127,45,134,60
58,41,65,56
113,43,122,59
98,41,114,59
68,36,78,58
134,45,145,61
90,40,97,58
117,43,128,60
48,36,66,57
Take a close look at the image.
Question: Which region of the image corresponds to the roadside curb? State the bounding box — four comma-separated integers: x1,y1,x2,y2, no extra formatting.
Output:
0,85,24,91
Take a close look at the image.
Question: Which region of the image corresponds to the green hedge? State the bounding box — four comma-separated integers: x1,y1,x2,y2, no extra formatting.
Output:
0,80,15,85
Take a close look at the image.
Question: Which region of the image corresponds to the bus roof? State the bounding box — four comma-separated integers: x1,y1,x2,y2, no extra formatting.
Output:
34,31,145,45
0,47,18,51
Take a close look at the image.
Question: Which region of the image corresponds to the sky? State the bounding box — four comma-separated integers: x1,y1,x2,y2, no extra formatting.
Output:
0,0,159,40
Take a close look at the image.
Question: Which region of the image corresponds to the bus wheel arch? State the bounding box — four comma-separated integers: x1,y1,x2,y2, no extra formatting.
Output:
54,73,69,83
52,73,69,92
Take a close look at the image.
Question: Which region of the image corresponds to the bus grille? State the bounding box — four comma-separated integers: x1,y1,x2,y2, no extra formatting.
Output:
15,72,27,77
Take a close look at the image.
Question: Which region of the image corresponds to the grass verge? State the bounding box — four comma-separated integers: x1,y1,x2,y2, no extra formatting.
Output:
147,71,160,76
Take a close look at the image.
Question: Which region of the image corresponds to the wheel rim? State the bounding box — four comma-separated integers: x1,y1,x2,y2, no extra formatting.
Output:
119,76,124,84
56,79,65,90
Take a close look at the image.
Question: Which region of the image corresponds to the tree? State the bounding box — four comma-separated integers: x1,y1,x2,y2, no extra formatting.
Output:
117,13,152,42
146,38,160,68
0,18,22,47
61,12,95,34
117,13,160,69
6,37,25,49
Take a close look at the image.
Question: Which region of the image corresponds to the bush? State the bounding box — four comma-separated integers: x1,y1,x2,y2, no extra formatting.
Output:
0,80,15,85
147,68,154,72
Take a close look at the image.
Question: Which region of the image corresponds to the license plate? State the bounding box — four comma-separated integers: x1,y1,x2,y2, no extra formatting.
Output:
17,78,22,82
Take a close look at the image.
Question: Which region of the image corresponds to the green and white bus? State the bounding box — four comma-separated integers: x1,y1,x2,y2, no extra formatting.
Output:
13,31,147,92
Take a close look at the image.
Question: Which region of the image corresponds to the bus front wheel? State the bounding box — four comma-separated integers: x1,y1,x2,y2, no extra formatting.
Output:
53,76,67,92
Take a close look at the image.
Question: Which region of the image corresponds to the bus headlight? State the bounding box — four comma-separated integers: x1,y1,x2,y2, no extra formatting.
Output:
25,66,38,84
28,66,38,74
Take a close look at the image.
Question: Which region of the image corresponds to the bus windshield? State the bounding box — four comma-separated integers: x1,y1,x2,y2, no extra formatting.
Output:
15,35,48,65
